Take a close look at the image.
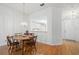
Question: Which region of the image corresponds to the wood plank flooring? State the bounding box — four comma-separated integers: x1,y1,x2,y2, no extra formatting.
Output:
0,40,79,55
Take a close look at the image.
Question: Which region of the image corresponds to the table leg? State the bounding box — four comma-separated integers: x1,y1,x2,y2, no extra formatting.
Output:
20,40,24,55
22,40,24,55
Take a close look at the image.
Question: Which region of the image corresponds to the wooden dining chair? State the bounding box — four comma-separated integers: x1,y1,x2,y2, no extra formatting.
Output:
23,36,37,47
27,36,37,54
31,36,37,49
30,36,37,46
7,36,19,54
22,36,37,54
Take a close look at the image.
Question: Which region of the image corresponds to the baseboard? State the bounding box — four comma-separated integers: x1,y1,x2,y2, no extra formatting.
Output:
0,44,7,47
37,40,63,46
64,39,79,43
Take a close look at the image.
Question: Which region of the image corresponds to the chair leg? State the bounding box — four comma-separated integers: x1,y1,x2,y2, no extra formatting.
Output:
32,44,37,55
8,46,11,54
8,46,13,55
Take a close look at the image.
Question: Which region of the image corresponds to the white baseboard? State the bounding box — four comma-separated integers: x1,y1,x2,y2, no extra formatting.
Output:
0,43,7,46
37,40,63,46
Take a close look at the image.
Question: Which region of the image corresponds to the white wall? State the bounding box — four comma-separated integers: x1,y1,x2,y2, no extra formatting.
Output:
0,4,63,46
62,7,79,41
52,7,62,44
29,7,62,45
0,5,28,46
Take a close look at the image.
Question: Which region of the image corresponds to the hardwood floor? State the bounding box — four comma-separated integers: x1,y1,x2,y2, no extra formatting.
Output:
0,40,79,55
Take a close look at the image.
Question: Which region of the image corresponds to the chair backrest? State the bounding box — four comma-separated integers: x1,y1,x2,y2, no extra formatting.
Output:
30,33,34,36
29,36,37,42
33,36,37,42
7,36,13,46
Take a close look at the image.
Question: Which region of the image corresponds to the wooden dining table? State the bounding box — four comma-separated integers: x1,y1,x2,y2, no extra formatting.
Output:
13,35,34,54
13,35,33,41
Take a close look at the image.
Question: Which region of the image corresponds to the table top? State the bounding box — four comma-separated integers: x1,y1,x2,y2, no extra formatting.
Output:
13,35,34,41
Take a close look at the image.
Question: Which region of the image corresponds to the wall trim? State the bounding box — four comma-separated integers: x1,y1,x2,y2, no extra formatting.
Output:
37,40,63,46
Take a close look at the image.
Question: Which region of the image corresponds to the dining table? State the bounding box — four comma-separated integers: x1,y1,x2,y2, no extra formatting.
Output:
13,35,33,41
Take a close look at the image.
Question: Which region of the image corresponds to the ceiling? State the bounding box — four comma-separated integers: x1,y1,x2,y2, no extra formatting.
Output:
0,3,53,15
0,3,79,15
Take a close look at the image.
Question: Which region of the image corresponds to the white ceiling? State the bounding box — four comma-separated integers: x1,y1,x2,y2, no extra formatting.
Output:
0,3,79,15
0,3,53,15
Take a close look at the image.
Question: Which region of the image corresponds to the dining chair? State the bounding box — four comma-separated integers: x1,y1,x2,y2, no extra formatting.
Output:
30,36,37,46
22,39,33,54
26,36,37,54
7,36,19,54
31,36,37,49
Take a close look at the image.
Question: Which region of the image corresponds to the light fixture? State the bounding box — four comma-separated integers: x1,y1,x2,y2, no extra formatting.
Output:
40,3,45,6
